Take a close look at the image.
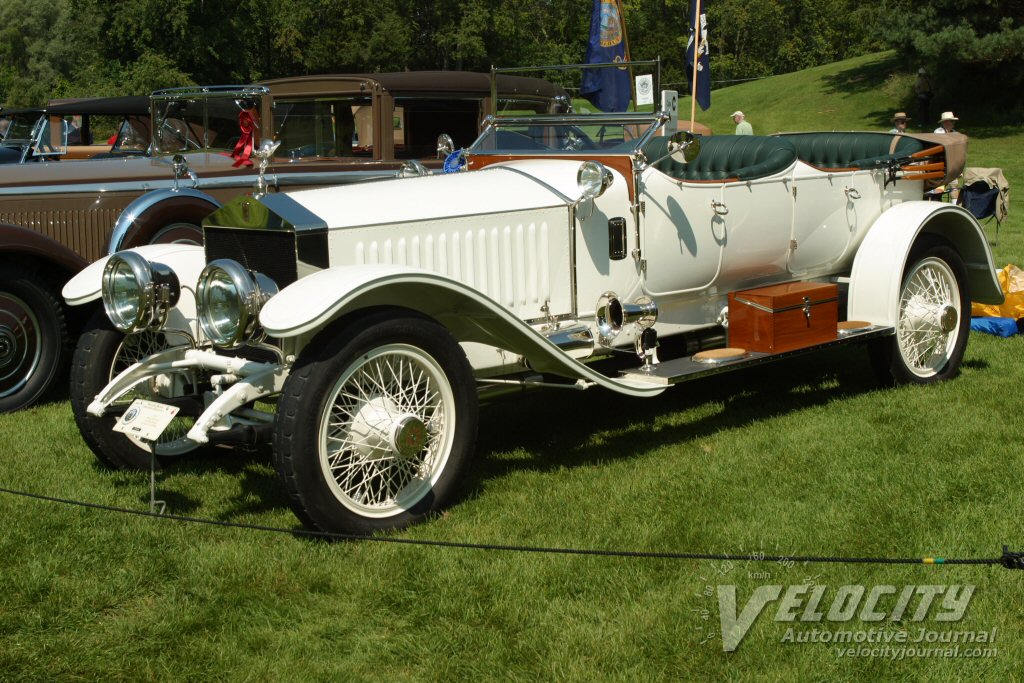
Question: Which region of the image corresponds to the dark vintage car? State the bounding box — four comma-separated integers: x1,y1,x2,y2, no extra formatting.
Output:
0,72,567,412
0,96,151,164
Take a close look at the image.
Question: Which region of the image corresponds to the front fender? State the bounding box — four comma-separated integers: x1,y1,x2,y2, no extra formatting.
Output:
260,265,665,397
108,188,221,254
848,202,1002,326
62,243,206,315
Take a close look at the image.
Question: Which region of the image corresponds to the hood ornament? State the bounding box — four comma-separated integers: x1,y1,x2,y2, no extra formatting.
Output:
252,140,281,198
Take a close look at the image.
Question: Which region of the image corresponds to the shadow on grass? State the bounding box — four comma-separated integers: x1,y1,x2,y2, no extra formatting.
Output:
91,344,905,527
470,345,882,487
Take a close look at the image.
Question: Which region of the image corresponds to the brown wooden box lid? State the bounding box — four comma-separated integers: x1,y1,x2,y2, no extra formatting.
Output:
731,281,838,312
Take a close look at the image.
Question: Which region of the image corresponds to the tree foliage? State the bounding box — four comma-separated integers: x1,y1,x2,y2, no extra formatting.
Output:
1,0,1020,108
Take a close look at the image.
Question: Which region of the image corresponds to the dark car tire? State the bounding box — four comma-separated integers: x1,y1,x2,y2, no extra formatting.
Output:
273,310,479,535
869,237,971,385
70,309,199,470
0,265,70,412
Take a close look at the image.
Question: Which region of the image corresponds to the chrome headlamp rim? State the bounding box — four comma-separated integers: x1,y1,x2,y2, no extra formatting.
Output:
196,259,277,349
101,251,156,333
577,161,614,201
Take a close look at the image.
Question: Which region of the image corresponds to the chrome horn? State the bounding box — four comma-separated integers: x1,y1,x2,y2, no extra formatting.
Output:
595,292,658,345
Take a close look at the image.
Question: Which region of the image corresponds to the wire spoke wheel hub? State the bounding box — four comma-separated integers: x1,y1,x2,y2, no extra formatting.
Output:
896,257,961,377
319,343,454,518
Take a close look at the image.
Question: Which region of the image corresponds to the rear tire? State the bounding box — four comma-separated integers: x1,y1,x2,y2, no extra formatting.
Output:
0,265,69,412
70,309,198,470
869,239,970,385
273,311,478,534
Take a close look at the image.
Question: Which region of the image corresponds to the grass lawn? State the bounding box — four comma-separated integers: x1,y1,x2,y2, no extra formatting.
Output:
2,52,1023,680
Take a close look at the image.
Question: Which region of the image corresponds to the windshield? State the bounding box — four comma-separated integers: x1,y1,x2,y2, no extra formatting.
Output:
152,91,263,154
1,113,40,144
469,116,660,155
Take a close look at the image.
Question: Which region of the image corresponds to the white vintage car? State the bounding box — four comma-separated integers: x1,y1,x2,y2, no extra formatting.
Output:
62,68,1003,534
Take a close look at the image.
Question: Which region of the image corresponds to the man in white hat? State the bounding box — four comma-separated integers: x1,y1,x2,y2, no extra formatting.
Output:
732,111,752,135
934,112,958,134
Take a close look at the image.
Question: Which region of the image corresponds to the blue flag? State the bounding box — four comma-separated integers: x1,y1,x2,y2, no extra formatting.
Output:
580,0,631,112
686,1,711,111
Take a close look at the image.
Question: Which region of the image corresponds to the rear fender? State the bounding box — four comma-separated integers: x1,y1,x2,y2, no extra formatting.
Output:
848,202,1001,326
260,265,665,397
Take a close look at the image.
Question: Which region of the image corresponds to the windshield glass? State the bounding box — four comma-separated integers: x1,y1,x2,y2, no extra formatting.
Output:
152,92,262,154
470,117,659,155
1,113,40,143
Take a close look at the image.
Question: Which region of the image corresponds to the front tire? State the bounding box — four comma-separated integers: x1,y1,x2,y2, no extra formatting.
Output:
870,239,970,385
273,311,478,534
0,265,70,413
70,309,199,470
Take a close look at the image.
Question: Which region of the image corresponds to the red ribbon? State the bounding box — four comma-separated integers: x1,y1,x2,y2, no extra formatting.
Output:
231,110,256,167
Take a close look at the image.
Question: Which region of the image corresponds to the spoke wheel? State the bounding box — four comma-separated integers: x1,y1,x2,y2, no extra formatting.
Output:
896,257,962,377
274,311,478,534
870,240,970,385
320,344,455,518
71,309,197,470
0,266,69,413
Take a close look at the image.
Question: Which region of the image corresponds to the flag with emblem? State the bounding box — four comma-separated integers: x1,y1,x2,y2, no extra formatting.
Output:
686,0,711,111
580,0,631,112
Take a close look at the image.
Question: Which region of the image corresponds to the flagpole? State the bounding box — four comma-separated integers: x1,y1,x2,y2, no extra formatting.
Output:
689,0,702,132
616,0,637,110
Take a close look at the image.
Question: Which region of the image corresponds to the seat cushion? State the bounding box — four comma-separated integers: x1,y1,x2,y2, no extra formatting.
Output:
777,132,928,170
644,135,797,182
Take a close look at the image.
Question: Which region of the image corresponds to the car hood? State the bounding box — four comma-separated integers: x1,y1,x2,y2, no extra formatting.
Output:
265,159,592,230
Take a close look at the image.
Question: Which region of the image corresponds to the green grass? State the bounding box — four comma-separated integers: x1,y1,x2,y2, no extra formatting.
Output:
3,52,1024,680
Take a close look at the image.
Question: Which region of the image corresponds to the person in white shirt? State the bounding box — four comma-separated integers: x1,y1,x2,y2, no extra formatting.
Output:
934,112,958,134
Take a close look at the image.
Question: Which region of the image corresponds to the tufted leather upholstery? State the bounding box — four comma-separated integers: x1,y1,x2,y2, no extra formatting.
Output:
777,132,928,170
643,135,797,182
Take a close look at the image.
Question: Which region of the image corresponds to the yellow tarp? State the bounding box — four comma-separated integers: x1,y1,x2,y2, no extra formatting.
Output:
972,264,1024,318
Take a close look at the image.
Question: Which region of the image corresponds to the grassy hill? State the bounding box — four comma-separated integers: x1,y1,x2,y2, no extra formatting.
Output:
1,52,1022,680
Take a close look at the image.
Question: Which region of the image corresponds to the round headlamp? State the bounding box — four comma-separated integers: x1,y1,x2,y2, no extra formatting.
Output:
577,161,613,201
102,251,180,333
196,259,278,348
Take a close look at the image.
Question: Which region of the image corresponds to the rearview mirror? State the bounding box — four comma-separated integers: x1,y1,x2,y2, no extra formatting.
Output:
437,134,455,159
642,130,701,171
669,131,701,163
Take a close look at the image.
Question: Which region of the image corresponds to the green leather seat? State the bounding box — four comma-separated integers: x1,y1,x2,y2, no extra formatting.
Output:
777,132,928,170
643,135,797,182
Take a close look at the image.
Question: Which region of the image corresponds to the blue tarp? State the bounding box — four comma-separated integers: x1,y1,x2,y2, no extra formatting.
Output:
970,317,1021,337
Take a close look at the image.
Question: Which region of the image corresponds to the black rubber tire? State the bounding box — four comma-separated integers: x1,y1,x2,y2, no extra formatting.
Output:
69,309,196,470
869,237,971,385
0,265,70,413
273,310,479,534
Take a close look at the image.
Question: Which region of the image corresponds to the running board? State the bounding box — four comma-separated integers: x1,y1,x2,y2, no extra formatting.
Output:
619,325,894,386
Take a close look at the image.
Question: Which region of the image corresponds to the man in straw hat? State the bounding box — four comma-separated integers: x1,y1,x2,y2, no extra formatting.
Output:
889,112,911,134
934,111,959,134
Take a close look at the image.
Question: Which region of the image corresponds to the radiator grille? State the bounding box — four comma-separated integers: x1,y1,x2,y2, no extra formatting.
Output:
204,228,298,288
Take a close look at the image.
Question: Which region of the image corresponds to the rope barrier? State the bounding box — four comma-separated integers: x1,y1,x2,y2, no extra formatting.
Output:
2,485,1021,569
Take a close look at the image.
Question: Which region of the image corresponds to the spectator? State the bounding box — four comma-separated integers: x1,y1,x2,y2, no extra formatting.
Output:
889,112,910,134
934,112,958,134
731,110,752,135
915,67,933,125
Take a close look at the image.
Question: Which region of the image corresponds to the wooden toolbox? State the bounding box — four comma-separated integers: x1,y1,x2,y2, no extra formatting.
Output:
728,281,838,353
